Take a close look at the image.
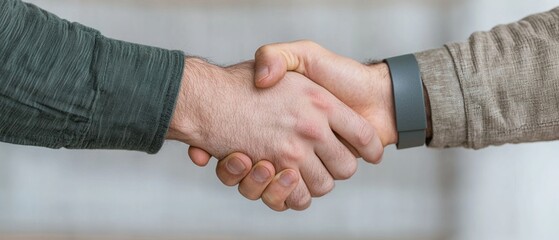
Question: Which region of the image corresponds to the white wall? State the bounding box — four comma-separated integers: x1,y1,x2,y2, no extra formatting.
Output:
1,0,558,239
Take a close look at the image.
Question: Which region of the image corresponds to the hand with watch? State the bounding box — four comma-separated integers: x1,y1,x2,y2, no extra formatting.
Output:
188,40,433,211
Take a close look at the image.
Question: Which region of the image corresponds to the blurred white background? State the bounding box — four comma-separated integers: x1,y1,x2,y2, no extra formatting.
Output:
1,0,559,239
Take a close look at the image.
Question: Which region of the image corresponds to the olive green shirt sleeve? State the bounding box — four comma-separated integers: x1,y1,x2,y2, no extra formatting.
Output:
415,7,559,149
0,0,184,153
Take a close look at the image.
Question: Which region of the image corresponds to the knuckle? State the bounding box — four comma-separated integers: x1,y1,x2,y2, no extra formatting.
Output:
326,144,358,180
294,118,325,141
309,178,335,197
299,40,320,50
255,45,273,57
356,122,375,147
334,159,357,180
288,195,311,211
306,89,333,113
359,134,384,165
280,141,306,164
370,141,385,165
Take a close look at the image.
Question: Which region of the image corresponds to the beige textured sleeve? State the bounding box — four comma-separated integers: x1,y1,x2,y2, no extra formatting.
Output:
415,7,559,149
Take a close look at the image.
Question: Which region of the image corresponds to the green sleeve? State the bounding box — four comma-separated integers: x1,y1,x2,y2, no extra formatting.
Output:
0,0,184,153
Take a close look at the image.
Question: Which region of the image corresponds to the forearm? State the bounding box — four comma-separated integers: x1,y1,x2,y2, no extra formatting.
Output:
167,57,226,145
0,0,184,153
416,7,559,149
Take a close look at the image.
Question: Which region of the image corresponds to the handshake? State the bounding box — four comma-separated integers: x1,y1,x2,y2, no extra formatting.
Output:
166,40,430,211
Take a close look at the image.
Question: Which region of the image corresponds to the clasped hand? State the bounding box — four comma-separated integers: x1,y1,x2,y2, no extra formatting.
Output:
167,41,398,211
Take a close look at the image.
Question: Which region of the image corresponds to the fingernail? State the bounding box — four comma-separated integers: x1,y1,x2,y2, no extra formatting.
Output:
226,158,246,175
252,166,271,183
279,171,296,187
256,66,269,83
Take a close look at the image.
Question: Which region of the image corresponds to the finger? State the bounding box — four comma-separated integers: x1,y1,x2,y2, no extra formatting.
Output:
327,98,384,164
238,161,276,200
297,154,336,197
284,175,313,211
215,152,252,186
261,169,300,211
336,133,360,157
315,131,358,180
188,146,212,167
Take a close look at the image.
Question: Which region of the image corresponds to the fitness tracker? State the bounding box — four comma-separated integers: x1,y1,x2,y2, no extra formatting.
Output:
384,54,427,149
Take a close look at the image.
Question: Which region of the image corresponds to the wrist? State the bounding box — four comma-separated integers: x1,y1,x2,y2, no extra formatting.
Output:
368,63,399,146
167,57,224,144
373,64,433,147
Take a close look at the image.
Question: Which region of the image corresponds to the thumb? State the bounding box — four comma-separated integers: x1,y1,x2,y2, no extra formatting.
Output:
254,40,318,88
188,146,212,167
253,44,288,88
255,40,370,103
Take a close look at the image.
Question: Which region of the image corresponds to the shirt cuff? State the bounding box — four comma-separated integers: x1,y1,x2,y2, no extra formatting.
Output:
78,36,184,154
414,47,468,148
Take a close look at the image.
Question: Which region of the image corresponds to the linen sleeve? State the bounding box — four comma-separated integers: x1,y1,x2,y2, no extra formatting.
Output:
416,7,559,149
